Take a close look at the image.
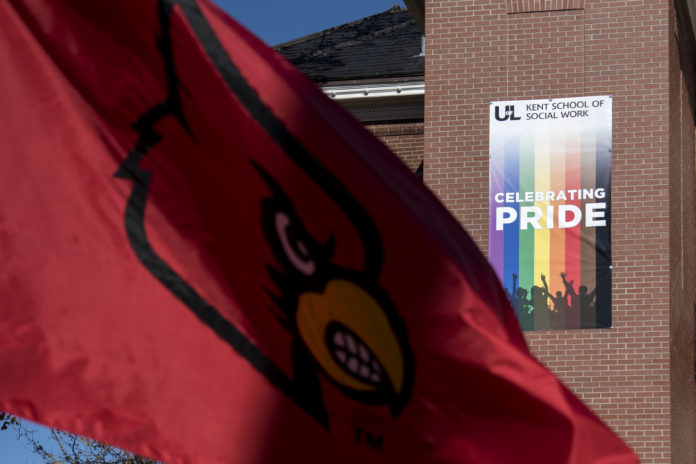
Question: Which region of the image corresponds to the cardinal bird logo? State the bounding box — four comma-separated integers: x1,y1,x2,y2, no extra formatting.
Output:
255,165,411,418
114,0,413,428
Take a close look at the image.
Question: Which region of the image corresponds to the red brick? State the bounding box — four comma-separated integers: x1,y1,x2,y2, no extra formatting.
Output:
366,121,423,171
425,0,696,461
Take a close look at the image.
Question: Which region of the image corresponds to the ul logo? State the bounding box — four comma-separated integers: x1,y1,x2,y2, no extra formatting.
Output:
494,105,521,121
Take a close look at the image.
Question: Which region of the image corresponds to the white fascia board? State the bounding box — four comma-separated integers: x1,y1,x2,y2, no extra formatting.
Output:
322,81,425,101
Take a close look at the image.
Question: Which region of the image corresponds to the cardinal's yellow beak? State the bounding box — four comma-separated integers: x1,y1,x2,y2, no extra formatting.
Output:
296,279,405,396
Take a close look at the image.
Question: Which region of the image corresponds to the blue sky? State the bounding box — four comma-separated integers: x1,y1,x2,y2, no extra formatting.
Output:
0,1,406,462
0,421,52,464
218,0,406,46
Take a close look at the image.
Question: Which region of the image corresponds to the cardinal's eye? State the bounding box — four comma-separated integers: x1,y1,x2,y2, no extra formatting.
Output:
275,211,316,275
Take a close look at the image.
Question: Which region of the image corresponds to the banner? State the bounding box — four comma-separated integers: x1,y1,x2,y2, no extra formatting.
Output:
489,96,612,330
0,2,635,463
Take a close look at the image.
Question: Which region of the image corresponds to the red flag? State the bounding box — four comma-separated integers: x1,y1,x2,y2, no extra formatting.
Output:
0,0,636,462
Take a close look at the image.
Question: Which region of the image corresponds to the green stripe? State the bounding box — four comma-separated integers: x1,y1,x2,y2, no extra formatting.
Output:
518,133,535,330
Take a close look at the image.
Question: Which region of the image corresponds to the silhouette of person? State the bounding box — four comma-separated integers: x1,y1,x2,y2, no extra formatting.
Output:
542,274,567,330
578,284,597,328
561,272,597,328
512,273,533,330
508,274,519,316
504,286,515,308
531,275,549,330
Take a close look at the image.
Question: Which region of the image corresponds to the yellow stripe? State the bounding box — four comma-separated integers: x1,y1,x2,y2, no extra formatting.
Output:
534,124,551,287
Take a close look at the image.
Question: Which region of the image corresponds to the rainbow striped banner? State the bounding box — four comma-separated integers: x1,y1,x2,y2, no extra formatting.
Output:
489,96,612,331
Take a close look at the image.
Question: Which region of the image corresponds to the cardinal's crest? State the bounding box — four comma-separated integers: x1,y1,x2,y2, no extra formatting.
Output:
115,0,413,427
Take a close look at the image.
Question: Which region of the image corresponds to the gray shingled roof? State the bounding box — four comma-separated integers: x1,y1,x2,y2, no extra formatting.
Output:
275,6,424,83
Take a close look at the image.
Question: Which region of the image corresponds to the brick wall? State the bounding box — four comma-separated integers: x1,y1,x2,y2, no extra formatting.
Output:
425,1,683,461
366,121,424,171
507,0,584,14
669,1,696,462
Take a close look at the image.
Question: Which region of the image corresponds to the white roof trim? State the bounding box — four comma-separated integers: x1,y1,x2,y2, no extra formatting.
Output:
322,81,425,101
